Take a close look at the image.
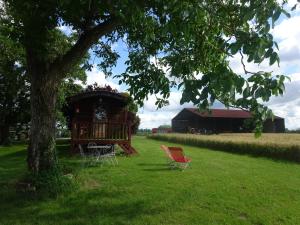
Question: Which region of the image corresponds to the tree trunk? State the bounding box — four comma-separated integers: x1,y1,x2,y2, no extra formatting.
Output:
27,71,58,173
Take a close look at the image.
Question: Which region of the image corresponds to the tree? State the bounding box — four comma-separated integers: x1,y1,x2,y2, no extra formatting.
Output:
0,21,30,145
0,17,86,145
121,92,140,134
56,79,84,138
158,125,171,129
127,95,140,135
2,0,293,173
131,116,140,134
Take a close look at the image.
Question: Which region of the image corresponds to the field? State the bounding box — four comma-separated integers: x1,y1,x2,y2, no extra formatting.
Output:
1,136,300,224
148,133,300,162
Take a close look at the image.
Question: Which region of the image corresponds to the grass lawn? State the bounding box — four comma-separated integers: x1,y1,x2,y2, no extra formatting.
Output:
1,136,300,225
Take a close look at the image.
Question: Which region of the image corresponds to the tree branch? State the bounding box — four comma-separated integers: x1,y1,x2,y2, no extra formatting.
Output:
48,17,119,79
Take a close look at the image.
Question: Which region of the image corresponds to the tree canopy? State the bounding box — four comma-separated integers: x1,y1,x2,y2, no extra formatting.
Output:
158,125,172,129
0,19,30,144
0,15,86,144
1,0,294,172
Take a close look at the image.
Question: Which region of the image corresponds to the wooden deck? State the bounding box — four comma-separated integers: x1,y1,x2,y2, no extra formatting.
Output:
72,122,130,141
70,121,137,155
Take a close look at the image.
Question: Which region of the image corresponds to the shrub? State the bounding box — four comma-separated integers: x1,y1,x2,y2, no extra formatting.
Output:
20,164,78,198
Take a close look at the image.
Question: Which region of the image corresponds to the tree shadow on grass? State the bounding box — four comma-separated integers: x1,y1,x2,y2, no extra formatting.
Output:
142,168,174,172
0,144,165,224
0,148,27,161
136,162,182,172
137,163,167,166
56,144,72,158
0,187,163,225
0,149,27,183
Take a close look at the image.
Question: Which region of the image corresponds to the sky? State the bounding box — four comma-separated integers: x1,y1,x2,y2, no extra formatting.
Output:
67,1,300,130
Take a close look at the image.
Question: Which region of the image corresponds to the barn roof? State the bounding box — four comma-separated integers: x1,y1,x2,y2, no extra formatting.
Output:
186,108,251,118
182,108,283,119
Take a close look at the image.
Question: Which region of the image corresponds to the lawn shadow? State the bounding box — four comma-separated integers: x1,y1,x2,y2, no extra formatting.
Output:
56,143,72,158
0,187,163,225
137,162,177,171
137,163,167,166
0,148,27,160
0,149,27,183
142,167,174,171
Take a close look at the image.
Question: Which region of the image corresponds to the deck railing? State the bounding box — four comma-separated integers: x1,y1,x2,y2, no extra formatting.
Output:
72,122,129,141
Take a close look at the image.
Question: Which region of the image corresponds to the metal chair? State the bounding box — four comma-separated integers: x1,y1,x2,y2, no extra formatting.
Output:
99,144,118,166
87,142,97,148
107,144,118,165
78,144,99,166
78,144,85,158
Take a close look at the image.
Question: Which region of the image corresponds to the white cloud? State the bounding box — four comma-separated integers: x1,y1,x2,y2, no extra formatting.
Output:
265,72,300,129
229,54,283,75
78,66,120,90
137,92,194,128
137,92,224,129
273,16,300,67
285,0,300,11
279,38,300,62
288,72,300,82
273,16,300,40
138,111,176,129
142,92,192,112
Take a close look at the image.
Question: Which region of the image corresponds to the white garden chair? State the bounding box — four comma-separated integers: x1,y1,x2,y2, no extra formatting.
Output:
87,142,97,148
79,144,100,166
105,144,118,165
98,144,118,166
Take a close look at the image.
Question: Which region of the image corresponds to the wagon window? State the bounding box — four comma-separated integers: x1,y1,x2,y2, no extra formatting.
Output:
95,105,107,121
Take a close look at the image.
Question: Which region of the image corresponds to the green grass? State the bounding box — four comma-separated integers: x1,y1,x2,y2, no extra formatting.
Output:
1,136,300,224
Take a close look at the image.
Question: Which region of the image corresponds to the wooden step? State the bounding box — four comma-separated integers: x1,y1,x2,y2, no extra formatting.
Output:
118,143,138,155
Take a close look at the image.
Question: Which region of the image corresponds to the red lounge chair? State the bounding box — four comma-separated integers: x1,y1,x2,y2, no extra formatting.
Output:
160,145,191,169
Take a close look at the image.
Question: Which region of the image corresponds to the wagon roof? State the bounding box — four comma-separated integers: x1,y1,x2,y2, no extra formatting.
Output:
67,90,128,105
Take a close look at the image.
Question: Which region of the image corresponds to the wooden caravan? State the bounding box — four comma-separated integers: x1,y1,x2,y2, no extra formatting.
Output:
65,88,137,155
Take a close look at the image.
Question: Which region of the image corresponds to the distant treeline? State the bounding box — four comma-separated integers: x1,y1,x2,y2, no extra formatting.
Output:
285,129,300,134
136,129,152,136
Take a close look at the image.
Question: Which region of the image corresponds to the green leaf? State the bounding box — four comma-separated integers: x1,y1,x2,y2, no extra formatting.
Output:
272,9,281,24
243,85,250,98
282,10,291,18
230,42,242,55
264,48,273,59
269,52,278,65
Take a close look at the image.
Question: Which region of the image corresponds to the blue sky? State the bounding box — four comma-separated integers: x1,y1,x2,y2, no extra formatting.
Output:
63,1,300,130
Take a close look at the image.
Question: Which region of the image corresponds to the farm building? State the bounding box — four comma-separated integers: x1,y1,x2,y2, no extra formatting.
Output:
172,108,285,133
152,127,172,134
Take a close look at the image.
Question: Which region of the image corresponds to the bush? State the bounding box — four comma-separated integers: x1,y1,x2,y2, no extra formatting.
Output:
147,134,300,163
21,164,78,198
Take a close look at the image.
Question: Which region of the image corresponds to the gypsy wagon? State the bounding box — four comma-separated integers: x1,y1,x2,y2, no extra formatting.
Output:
65,86,137,155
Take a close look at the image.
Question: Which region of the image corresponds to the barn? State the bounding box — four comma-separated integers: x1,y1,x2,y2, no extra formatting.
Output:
172,108,285,133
